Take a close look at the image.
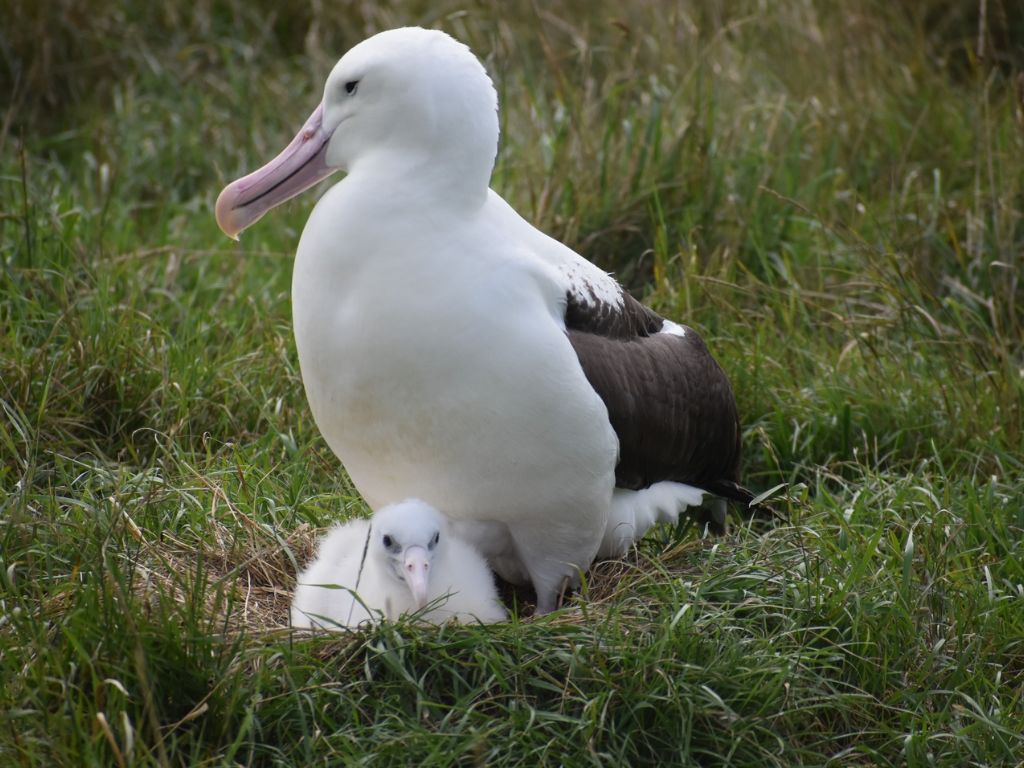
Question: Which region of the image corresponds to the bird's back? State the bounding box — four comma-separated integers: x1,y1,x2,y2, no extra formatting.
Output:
291,519,373,629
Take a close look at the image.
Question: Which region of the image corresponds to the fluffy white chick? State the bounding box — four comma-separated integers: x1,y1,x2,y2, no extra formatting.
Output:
291,499,506,628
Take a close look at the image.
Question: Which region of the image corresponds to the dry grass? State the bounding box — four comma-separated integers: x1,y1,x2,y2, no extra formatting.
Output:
136,516,313,635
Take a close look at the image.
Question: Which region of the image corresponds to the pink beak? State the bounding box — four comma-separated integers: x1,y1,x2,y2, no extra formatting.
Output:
215,101,337,239
402,546,432,610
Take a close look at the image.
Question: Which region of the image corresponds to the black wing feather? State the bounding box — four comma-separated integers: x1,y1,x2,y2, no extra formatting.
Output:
565,290,744,494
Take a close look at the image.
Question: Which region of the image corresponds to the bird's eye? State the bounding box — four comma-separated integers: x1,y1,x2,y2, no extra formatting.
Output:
344,80,359,95
382,534,393,548
431,532,440,547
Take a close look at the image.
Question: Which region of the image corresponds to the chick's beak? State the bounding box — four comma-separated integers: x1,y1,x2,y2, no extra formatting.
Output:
402,545,432,610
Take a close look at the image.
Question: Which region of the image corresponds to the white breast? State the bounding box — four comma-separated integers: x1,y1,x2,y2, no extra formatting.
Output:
291,180,618,581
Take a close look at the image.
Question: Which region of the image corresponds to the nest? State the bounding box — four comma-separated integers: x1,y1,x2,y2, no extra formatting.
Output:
128,508,319,635
127,500,723,634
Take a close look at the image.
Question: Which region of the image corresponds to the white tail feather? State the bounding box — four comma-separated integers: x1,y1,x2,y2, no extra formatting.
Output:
598,482,705,558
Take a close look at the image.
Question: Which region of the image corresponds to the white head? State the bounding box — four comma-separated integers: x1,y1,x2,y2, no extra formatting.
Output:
371,498,448,610
216,27,499,238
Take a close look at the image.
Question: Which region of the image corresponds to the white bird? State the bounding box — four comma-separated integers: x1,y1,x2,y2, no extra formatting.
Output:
217,27,756,613
291,498,506,628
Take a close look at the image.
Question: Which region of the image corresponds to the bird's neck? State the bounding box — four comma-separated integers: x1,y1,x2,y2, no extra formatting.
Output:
348,145,491,211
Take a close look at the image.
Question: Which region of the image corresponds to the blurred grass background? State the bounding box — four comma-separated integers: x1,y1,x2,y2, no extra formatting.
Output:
2,1,1023,765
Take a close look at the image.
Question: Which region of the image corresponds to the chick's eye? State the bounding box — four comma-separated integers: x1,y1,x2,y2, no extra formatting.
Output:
344,80,359,95
432,532,440,546
382,534,393,548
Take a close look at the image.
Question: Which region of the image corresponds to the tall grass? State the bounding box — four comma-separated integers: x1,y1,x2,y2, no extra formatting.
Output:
2,1,1022,765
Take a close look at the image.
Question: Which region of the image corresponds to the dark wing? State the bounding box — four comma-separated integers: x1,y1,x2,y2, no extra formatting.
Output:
565,290,746,498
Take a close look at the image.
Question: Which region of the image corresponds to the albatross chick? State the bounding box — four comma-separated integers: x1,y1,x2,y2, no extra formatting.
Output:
291,499,506,628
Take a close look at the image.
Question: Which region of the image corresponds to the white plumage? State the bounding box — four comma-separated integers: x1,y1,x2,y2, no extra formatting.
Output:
291,499,506,628
599,483,706,558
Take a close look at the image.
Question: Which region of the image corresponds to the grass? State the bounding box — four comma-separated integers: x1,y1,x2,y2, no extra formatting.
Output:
2,0,1023,764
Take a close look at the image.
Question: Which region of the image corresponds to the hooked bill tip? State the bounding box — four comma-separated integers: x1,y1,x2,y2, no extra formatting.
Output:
214,182,244,240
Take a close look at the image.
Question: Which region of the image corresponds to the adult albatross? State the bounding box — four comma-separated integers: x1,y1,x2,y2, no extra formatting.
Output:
216,27,755,613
